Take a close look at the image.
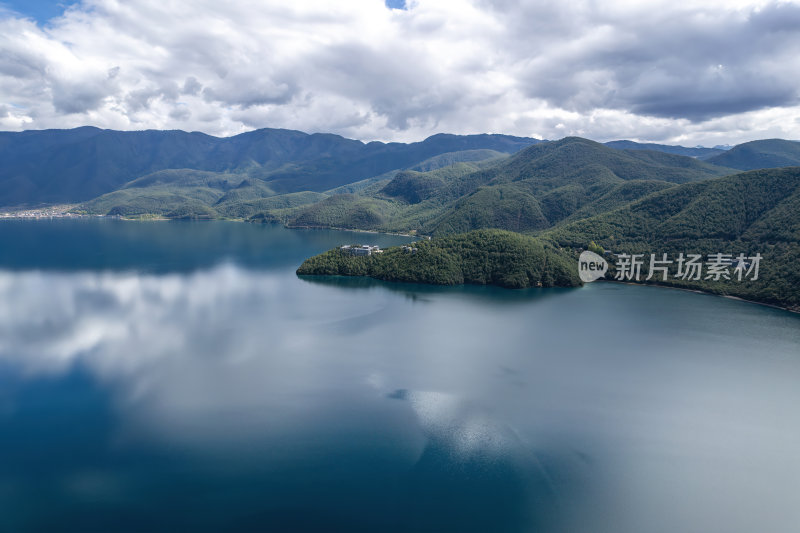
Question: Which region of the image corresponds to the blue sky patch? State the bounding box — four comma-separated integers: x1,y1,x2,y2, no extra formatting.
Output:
384,0,406,10
0,0,75,24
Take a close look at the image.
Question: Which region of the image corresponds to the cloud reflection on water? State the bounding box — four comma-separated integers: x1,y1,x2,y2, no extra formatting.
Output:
1,265,800,532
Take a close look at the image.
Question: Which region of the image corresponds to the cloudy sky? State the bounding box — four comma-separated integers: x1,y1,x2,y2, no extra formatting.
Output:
1,0,799,145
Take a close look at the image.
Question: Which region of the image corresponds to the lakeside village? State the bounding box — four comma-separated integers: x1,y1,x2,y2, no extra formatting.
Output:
0,205,86,219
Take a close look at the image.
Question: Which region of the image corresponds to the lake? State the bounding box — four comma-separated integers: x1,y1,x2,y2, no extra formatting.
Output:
1,219,799,533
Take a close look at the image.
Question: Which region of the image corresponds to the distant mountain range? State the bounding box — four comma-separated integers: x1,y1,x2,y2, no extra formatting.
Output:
0,127,539,206
700,139,800,170
2,126,799,308
2,126,798,209
603,140,726,159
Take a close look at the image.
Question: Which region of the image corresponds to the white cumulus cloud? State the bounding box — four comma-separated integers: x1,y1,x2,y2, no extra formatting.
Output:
0,0,799,145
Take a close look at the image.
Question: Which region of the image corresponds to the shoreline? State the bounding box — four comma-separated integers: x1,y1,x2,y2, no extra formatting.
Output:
0,213,421,239
285,223,420,238
598,279,799,315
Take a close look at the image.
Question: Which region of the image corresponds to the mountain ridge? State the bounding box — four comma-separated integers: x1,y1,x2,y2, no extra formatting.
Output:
704,139,800,170
604,140,726,159
0,127,542,206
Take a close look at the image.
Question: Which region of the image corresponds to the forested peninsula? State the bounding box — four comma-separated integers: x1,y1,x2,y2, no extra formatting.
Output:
296,229,581,289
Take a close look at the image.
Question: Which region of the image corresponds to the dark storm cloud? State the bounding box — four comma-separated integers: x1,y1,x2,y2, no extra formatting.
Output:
51,80,109,114
201,77,299,109
181,76,202,96
169,105,191,121
124,82,181,113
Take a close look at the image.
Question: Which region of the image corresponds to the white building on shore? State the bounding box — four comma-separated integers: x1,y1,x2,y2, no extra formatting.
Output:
340,244,382,256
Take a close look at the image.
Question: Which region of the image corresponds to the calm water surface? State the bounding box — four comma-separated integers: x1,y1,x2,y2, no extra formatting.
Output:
0,219,799,533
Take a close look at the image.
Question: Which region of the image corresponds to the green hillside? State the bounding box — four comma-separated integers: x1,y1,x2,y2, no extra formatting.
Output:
560,180,676,222
287,194,399,229
415,137,733,234
216,191,328,219
78,169,329,219
284,137,735,236
484,137,732,186
546,167,800,310
78,169,239,218
432,183,549,234
297,229,581,288
706,139,800,170
408,149,507,171
284,161,493,232
378,162,487,204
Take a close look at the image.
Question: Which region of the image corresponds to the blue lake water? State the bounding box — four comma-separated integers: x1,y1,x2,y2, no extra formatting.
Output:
1,219,799,532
